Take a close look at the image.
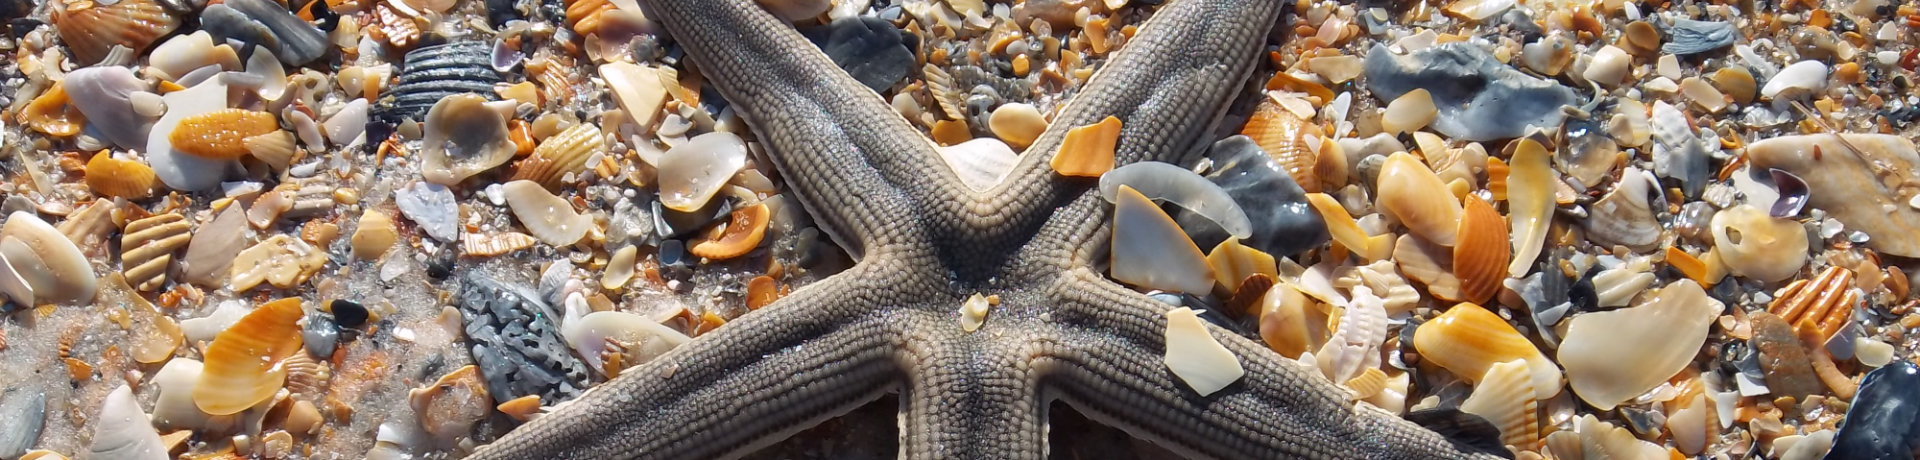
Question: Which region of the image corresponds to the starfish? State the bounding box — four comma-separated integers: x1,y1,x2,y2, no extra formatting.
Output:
471,0,1506,458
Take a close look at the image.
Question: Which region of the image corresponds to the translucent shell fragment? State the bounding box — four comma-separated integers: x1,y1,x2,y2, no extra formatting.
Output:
170,109,279,160
1559,280,1721,410
1050,116,1120,177
1110,185,1215,294
195,298,305,416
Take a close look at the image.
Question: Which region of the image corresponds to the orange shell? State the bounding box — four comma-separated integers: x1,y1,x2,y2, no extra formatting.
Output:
511,124,602,190
22,82,86,137
689,203,770,260
1768,266,1856,341
564,0,616,35
195,298,305,415
85,153,159,199
1454,196,1510,304
1050,116,1120,177
745,275,781,310
51,0,183,65
1241,100,1325,192
171,109,279,160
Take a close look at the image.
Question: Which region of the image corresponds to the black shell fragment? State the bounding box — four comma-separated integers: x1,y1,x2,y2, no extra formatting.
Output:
374,41,502,124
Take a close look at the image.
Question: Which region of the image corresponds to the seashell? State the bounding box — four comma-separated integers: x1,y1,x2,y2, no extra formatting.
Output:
657,132,748,212
91,385,168,460
1769,168,1810,218
1710,204,1807,283
0,389,46,460
372,2,422,50
1458,359,1540,449
600,62,671,130
198,0,327,66
322,99,370,146
938,138,1020,192
84,153,158,200
1663,18,1736,55
1710,67,1756,105
1666,390,1711,455
1363,42,1578,141
376,42,501,124
1413,302,1561,399
1760,60,1828,99
1304,193,1390,261
1747,134,1920,258
351,210,399,261
503,180,593,246
170,109,279,160
281,352,331,397
1768,266,1857,341
988,102,1047,149
602,245,638,291
564,0,616,35
511,123,603,190
1649,100,1709,198
1452,196,1508,305
65,66,153,149
149,32,241,81
1334,261,1421,316
394,182,461,242
121,213,191,291
1205,239,1277,296
244,131,298,171
1316,286,1387,383
181,205,247,287
2,211,98,304
1377,152,1460,246
1241,100,1329,193
283,400,322,437
689,203,770,260
1679,77,1727,113
421,94,517,185
1558,279,1721,410
1590,265,1655,308
1556,110,1618,189
148,80,235,191
1176,136,1328,256
22,82,85,137
561,311,690,377
1049,116,1120,177
1392,234,1460,301
1505,138,1552,278
462,231,539,257
51,0,183,65
1582,45,1632,87
409,365,491,444
1110,185,1215,294
1099,161,1253,240
746,275,782,311
54,200,115,259
196,298,304,416
1379,88,1435,135
1163,306,1244,396
229,234,328,292
1583,167,1661,252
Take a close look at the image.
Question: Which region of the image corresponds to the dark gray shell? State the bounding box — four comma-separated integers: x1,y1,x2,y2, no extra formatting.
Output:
1661,19,1737,56
457,273,590,405
1175,135,1328,257
1828,360,1920,460
1363,42,1578,141
376,42,501,124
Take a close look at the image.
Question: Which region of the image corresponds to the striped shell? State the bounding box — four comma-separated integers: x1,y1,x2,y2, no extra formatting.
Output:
195,298,304,415
84,153,158,200
1240,100,1327,193
170,109,280,160
376,42,501,124
462,231,539,257
512,124,603,189
372,1,421,50
51,0,183,65
564,0,616,35
1458,359,1542,449
244,131,299,172
121,213,192,291
282,351,332,397
1453,196,1509,304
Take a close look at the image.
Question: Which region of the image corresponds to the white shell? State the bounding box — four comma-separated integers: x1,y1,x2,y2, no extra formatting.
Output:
1316,286,1387,383
1098,161,1253,240
65,66,155,149
937,138,1019,192
1,211,97,303
561,311,690,375
1558,280,1722,410
1109,185,1215,294
1760,60,1828,99
658,132,749,212
147,80,235,191
89,386,168,460
1162,307,1244,396
323,99,370,146
503,180,592,246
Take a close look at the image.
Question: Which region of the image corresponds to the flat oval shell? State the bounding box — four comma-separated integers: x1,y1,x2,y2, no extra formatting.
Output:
657,132,748,212
1377,151,1461,246
503,180,592,246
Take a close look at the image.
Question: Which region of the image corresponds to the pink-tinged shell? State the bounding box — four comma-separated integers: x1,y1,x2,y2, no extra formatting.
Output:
51,0,183,65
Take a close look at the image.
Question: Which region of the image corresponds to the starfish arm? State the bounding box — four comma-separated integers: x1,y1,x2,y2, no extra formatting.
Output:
1041,269,1499,460
896,318,1051,459
468,272,906,460
641,0,963,260
973,0,1285,233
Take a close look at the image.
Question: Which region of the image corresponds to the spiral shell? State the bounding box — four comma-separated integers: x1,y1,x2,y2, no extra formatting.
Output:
121,213,191,292
170,109,280,160
195,298,305,416
84,153,158,200
51,0,183,65
511,124,603,190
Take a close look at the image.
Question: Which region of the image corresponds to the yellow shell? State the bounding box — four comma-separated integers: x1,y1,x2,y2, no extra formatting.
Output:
171,109,280,160
1505,138,1554,277
195,298,304,416
1392,233,1460,301
564,0,616,35
1256,282,1323,359
84,152,158,200
1240,100,1328,193
689,203,770,260
244,131,299,172
1050,116,1120,178
1453,196,1509,305
1378,152,1462,246
22,82,86,137
120,213,191,291
1412,303,1562,400
511,124,603,190
51,0,183,65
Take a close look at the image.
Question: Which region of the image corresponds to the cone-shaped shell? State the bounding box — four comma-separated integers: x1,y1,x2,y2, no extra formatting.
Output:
1412,302,1562,400
1454,196,1508,304
195,298,304,415
1377,152,1461,246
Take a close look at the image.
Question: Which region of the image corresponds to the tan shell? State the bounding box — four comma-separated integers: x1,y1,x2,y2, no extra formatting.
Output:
1710,204,1808,283
84,153,159,200
244,131,299,172
55,200,117,257
170,109,280,160
409,364,492,443
462,231,539,257
1377,152,1461,246
1768,266,1857,341
229,234,328,291
421,94,517,186
51,0,183,65
121,213,191,291
372,1,421,50
282,351,332,397
511,124,603,190
22,82,86,137
1458,359,1541,449
195,298,304,416
1453,196,1509,304
1392,233,1460,301
352,210,399,261
1240,100,1327,193
1412,303,1562,400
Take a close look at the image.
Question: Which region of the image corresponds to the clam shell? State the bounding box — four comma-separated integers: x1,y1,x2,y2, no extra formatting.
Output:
657,131,747,212
688,202,770,260
1505,138,1553,277
511,123,603,190
91,385,168,460
1453,196,1508,304
170,109,279,160
84,153,158,200
180,204,247,286
409,365,492,443
229,234,328,292
1393,233,1460,301
1240,100,1326,192
502,180,593,246
1458,359,1541,449
51,0,183,65
148,80,236,191
377,42,500,124
1377,152,1461,246
1710,204,1808,283
1109,185,1215,294
422,94,517,185
121,213,191,292
2,211,98,304
21,82,85,137
243,131,298,171
195,298,305,416
1558,280,1721,410
1412,302,1562,400
1256,281,1325,359
461,231,538,257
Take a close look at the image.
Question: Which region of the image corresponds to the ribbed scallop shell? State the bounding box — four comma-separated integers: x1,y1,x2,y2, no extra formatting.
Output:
1768,266,1856,341
377,42,501,124
1240,100,1326,193
195,298,304,416
22,82,85,137
282,351,332,397
372,2,421,50
51,0,183,65
511,124,603,190
244,131,298,172
1453,196,1509,305
121,213,191,292
84,153,158,200
170,109,279,160
1458,359,1541,449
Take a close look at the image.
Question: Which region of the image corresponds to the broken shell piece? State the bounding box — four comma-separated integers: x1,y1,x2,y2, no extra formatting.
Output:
1710,204,1808,283
196,298,304,416
394,182,461,242
1413,302,1562,400
1760,60,1828,99
21,82,85,137
462,232,538,258
1458,359,1541,448
503,180,592,246
229,235,328,292
1098,161,1253,240
421,94,517,186
657,132,748,212
1768,266,1857,341
515,123,603,190
65,66,154,149
121,213,191,292
1206,239,1277,294
1559,280,1721,410
1317,286,1388,383
2,211,98,304
170,109,279,160
938,138,1019,192
1257,282,1320,359
1379,88,1435,135
1377,152,1461,246
602,246,637,291
1109,185,1215,294
52,0,182,66
1505,138,1553,277
1163,306,1244,396
1746,134,1920,258
1583,45,1632,87
1241,100,1329,193
959,293,991,332
599,62,671,131
988,102,1047,149
561,311,690,376
148,80,237,191
180,205,247,286
1304,192,1390,261
689,203,770,260
1584,167,1662,252
84,153,159,200
1392,234,1460,301
1049,116,1120,177
409,365,491,444
1453,196,1508,304
91,385,168,460
351,210,399,260
243,131,297,171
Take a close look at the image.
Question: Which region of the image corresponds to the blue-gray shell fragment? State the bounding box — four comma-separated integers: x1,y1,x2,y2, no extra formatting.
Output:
457,273,590,404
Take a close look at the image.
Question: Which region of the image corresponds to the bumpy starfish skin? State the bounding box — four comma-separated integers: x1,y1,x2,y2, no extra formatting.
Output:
470,0,1500,458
